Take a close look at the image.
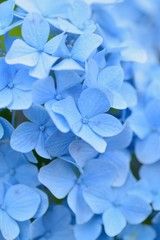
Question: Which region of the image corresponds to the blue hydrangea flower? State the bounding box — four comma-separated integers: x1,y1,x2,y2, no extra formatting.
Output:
38,158,116,224
0,58,36,110
83,174,152,237
10,105,56,158
52,33,103,71
51,88,122,152
5,13,64,79
32,71,82,132
0,183,45,240
31,205,75,240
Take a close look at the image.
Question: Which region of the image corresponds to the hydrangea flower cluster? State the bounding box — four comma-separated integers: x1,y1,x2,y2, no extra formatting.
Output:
0,0,160,239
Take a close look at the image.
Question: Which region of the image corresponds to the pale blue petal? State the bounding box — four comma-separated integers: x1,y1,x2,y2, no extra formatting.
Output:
5,39,39,66
118,82,137,107
13,69,36,91
22,13,50,49
135,133,160,164
4,184,40,221
82,159,115,187
53,59,84,71
58,18,82,34
45,131,75,157
103,207,126,237
83,185,113,214
23,105,49,125
67,185,93,224
55,70,82,93
35,131,51,159
98,66,124,91
32,77,56,104
34,189,49,218
112,91,127,109
69,140,97,168
106,123,133,151
10,122,39,152
45,100,70,133
145,99,160,128
128,110,150,139
38,159,77,199
0,210,20,240
78,88,110,118
0,0,14,27
74,217,102,240
121,196,151,224
29,53,58,79
15,0,40,13
8,89,32,110
52,96,81,128
89,114,122,137
44,33,65,54
0,88,12,108
16,164,39,187
76,124,107,153
100,151,130,187
72,33,103,62
68,0,91,28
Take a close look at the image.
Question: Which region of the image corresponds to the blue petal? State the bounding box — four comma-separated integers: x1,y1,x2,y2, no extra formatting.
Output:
5,39,39,66
67,185,94,224
98,66,124,91
45,100,70,133
103,207,126,237
135,133,160,164
10,122,39,153
76,124,107,153
53,58,84,71
0,210,20,240
45,131,75,157
16,164,39,187
78,88,110,118
121,196,151,224
44,33,65,55
82,159,115,187
89,114,122,137
145,99,160,128
0,0,14,28
74,217,102,240
8,89,32,110
22,13,50,49
118,82,137,108
38,159,77,199
0,88,12,108
52,96,81,128
4,184,40,221
128,110,150,139
69,140,97,168
34,189,49,218
29,53,58,79
23,105,50,125
100,150,130,187
32,77,56,104
71,33,103,62
106,123,133,151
